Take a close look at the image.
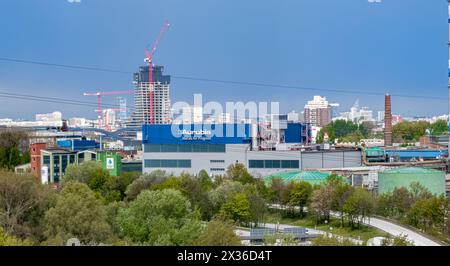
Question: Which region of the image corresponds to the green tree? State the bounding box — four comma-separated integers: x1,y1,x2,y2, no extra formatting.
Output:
288,181,313,217
311,235,360,246
310,185,333,223
343,188,376,229
328,177,353,226
43,182,112,245
429,119,448,136
220,192,251,224
243,184,267,227
197,170,214,191
125,170,169,201
226,163,254,184
0,170,50,238
393,121,430,142
407,196,448,232
209,180,245,212
380,234,414,246
377,187,412,219
0,227,32,246
0,130,28,170
193,217,242,246
117,189,201,245
317,120,361,143
267,178,286,204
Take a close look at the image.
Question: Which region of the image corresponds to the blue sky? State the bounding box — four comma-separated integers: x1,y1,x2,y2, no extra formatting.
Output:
0,0,447,120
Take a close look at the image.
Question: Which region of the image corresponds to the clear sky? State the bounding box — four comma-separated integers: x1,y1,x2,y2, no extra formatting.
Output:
0,0,447,120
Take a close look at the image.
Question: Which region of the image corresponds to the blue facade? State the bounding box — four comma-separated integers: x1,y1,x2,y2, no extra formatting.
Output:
285,123,302,143
57,139,99,151
142,124,252,145
385,150,448,159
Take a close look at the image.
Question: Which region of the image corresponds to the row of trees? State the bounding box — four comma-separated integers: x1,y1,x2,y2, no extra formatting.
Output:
393,120,447,143
268,175,375,229
268,173,450,241
2,158,450,245
316,119,448,144
377,183,450,237
316,120,376,144
0,162,268,246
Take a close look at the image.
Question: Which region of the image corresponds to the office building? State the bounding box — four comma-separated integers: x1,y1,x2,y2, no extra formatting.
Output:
40,149,97,184
128,65,171,128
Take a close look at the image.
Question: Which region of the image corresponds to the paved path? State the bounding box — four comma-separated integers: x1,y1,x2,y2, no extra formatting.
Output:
360,216,440,246
269,204,441,246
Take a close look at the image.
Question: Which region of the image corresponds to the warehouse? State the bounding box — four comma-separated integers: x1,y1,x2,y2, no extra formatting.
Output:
142,123,363,176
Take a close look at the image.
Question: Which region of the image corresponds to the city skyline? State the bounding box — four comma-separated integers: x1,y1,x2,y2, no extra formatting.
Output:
0,0,447,120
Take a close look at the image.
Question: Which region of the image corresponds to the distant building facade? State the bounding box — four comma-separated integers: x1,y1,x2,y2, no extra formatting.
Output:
304,96,332,127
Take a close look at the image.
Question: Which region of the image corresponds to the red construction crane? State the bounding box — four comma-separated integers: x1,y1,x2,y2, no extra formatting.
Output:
144,20,170,124
83,90,134,128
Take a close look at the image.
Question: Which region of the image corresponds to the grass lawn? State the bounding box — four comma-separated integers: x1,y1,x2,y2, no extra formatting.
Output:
264,210,389,242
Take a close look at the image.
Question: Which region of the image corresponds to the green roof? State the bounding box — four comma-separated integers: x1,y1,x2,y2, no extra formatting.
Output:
365,147,385,156
381,167,442,175
264,171,332,185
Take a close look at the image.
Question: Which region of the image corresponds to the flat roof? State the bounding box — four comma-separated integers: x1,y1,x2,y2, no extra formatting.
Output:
41,149,77,154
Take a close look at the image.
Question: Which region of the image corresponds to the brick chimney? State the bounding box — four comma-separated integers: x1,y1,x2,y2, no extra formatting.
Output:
384,94,393,147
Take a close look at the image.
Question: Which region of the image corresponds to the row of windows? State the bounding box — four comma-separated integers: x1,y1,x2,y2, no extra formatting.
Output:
249,160,300,169
144,159,192,168
144,144,226,153
210,160,225,163
210,168,225,172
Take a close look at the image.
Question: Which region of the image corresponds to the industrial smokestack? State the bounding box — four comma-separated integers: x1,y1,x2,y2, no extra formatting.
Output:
384,94,393,147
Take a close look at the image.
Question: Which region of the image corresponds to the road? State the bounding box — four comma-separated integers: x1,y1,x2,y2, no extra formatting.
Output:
360,216,441,246
269,204,441,246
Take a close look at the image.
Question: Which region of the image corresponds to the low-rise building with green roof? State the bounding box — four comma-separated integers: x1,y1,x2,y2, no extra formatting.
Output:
264,170,334,186
378,167,445,196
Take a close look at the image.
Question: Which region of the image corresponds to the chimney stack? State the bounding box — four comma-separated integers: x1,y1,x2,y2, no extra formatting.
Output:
384,94,393,147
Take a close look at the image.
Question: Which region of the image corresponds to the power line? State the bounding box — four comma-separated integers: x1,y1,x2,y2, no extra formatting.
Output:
0,56,445,101
0,91,135,110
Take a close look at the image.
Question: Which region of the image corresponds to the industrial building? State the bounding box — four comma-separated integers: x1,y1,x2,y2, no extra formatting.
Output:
142,122,363,176
378,167,446,196
40,149,97,184
127,65,171,127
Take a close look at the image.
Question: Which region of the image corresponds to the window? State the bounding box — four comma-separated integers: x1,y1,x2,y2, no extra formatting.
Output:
210,168,225,172
144,144,225,153
249,160,299,169
70,155,75,164
61,156,68,171
78,153,84,163
249,160,264,168
43,155,50,164
144,159,192,168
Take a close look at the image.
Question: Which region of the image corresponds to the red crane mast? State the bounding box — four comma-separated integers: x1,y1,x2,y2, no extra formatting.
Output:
144,20,170,124
83,90,134,128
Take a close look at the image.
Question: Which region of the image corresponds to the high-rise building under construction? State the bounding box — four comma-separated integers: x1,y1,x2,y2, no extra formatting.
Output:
127,65,171,128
